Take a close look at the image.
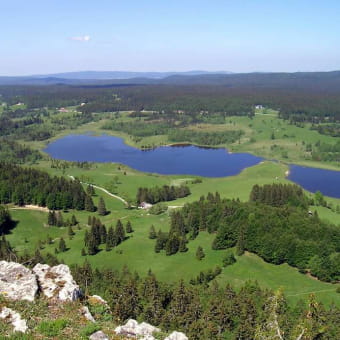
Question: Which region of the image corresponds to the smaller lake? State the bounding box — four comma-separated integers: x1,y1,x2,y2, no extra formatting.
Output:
288,165,340,199
44,134,263,177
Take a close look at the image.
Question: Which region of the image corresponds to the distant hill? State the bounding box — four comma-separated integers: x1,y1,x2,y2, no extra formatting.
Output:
1,70,340,91
34,70,233,80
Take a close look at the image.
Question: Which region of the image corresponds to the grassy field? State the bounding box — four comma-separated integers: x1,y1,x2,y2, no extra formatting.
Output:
6,161,340,307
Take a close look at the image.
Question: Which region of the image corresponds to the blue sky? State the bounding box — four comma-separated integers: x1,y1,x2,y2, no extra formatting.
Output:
2,0,340,75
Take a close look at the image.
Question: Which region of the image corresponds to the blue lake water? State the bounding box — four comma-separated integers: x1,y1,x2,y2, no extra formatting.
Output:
44,134,263,177
44,134,340,198
288,165,340,199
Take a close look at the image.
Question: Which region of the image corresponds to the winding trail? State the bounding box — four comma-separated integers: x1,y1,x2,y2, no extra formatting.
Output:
68,175,128,206
286,288,336,297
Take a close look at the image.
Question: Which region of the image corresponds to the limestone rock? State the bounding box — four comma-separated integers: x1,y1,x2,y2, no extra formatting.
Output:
0,261,38,302
89,330,109,340
114,319,160,338
33,263,81,301
0,307,28,333
81,306,95,322
165,331,189,340
89,295,109,306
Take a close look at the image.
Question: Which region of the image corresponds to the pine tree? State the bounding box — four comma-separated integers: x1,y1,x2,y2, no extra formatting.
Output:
58,237,67,252
115,219,125,244
87,234,98,255
84,230,90,247
236,227,245,256
56,211,64,227
68,225,75,238
196,246,205,260
106,226,115,249
86,185,95,196
71,214,78,226
179,236,188,252
126,221,133,233
97,196,107,216
149,225,157,239
47,210,56,226
100,224,107,244
85,195,96,212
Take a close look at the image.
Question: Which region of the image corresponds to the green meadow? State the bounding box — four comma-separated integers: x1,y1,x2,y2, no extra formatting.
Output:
6,161,340,306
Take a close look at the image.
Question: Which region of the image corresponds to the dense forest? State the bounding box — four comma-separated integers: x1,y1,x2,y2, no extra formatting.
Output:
1,76,340,121
136,185,191,204
153,187,340,282
0,162,91,210
71,261,340,339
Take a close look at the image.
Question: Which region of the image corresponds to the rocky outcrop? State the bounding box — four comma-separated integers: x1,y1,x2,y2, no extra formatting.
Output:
89,330,109,340
165,331,189,340
0,307,28,333
33,263,81,301
81,306,96,323
89,294,109,306
0,261,38,302
115,319,160,339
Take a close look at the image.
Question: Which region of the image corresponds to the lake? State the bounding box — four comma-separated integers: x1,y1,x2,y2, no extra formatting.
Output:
44,134,263,177
44,134,340,198
288,165,340,199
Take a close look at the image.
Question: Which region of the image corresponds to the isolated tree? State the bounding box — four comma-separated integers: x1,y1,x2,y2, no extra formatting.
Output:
223,252,236,267
71,214,78,226
149,225,157,239
196,246,205,261
126,221,133,233
97,196,107,216
81,248,86,256
58,237,67,253
68,225,75,238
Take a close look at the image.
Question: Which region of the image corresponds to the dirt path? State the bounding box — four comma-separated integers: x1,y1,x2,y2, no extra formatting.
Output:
286,288,336,297
68,175,128,206
10,205,49,212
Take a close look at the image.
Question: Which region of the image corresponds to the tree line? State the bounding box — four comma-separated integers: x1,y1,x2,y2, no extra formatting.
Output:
71,260,340,339
0,162,91,211
136,185,191,204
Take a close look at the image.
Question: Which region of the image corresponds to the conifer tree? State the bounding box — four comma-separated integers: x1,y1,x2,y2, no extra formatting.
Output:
56,211,64,227
47,210,56,226
71,214,78,226
85,195,96,212
149,225,157,239
100,224,107,244
84,230,90,247
86,185,95,196
97,196,107,216
126,221,133,233
196,246,205,260
115,219,125,244
236,227,245,256
68,225,75,238
87,235,98,255
179,236,188,252
58,237,67,252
